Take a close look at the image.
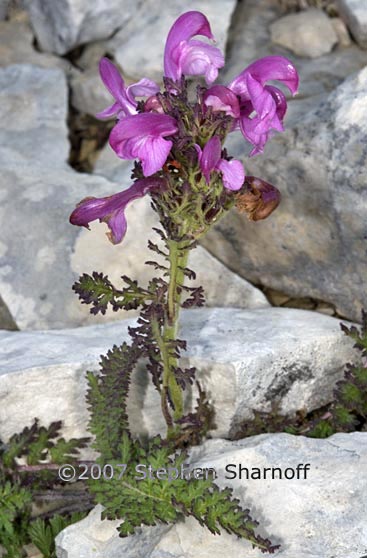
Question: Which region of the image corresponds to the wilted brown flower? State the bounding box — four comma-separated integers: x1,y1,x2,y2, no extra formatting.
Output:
235,176,281,221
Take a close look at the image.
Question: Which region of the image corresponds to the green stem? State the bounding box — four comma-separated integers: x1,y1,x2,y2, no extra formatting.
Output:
160,239,190,434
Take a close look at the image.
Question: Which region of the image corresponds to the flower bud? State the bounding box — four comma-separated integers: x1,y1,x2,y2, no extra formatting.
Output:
144,95,164,113
235,176,280,221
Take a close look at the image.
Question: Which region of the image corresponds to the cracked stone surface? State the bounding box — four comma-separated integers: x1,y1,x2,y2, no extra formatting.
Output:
23,0,142,55
337,0,367,48
0,17,68,70
0,307,356,442
55,432,367,558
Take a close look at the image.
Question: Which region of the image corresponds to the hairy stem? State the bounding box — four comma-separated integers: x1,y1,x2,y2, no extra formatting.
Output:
160,239,190,434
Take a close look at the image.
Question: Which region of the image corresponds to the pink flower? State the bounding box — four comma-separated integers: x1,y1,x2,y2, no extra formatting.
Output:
70,178,165,244
204,56,299,155
203,85,240,119
109,113,178,176
164,11,224,84
196,137,245,191
96,57,160,119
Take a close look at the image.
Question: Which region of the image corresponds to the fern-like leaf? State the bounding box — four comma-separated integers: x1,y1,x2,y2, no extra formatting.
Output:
86,343,139,459
89,439,277,553
73,272,148,315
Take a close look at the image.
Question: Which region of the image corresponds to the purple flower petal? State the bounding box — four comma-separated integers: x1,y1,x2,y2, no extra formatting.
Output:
197,137,245,190
228,55,299,99
126,78,160,104
69,178,164,244
245,73,277,122
265,85,287,121
96,101,123,120
163,11,224,83
203,85,240,118
109,113,178,176
177,40,224,84
197,136,221,183
217,159,245,191
239,116,270,156
97,57,160,120
99,57,127,106
226,56,298,154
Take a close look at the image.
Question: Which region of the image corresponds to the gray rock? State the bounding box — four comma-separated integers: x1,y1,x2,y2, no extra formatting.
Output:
270,9,338,58
0,294,17,330
108,0,237,81
69,41,114,116
0,0,8,20
331,16,352,47
76,42,109,71
0,64,69,166
56,432,367,558
56,506,170,558
220,0,280,82
94,142,132,182
290,44,367,97
0,18,68,70
204,65,367,322
0,156,125,330
0,307,356,443
23,0,141,55
70,67,114,116
337,0,367,48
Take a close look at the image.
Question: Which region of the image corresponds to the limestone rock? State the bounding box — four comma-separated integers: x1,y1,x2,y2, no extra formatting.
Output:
0,307,356,442
270,9,338,58
0,0,8,20
108,0,237,81
219,0,280,82
204,65,367,322
0,294,17,330
70,68,113,116
0,0,10,20
0,156,123,330
0,19,68,70
56,506,170,558
0,64,69,165
337,0,367,48
55,432,367,558
331,16,352,47
23,0,141,55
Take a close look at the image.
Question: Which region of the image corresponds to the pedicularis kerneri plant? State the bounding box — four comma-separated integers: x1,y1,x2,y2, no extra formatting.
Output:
69,11,299,552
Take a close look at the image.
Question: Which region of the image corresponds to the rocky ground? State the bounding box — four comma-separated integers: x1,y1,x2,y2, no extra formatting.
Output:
0,0,367,557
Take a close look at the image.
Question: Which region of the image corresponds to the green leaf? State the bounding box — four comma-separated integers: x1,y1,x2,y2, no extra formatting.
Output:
49,436,90,464
88,442,277,553
86,343,139,459
28,519,54,558
29,513,87,558
73,272,148,315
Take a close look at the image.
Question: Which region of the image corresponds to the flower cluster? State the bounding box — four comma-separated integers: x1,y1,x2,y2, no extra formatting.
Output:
70,11,298,244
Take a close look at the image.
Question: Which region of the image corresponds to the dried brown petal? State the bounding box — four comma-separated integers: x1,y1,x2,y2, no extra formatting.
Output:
235,176,281,221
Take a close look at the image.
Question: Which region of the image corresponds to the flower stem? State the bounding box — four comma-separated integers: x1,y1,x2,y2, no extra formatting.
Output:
161,239,190,435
